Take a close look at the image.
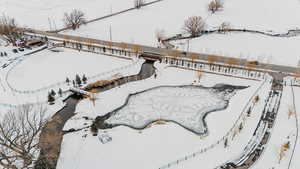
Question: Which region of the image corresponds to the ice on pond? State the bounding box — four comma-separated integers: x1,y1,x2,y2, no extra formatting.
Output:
105,85,248,135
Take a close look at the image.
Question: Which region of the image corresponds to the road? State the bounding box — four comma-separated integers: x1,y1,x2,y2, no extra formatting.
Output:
218,76,283,169
23,28,300,76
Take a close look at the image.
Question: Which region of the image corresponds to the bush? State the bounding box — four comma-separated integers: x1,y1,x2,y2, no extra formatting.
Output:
208,0,223,13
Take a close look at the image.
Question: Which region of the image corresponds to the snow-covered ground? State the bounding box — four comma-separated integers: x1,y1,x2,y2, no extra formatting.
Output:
2,0,300,168
0,44,141,106
7,48,131,91
64,0,211,46
4,0,300,33
250,79,297,169
3,0,300,66
176,33,300,67
60,0,300,67
290,86,300,169
1,0,133,30
57,63,271,169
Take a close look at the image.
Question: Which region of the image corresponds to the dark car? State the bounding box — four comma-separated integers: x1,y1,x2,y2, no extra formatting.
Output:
12,49,18,53
18,48,25,52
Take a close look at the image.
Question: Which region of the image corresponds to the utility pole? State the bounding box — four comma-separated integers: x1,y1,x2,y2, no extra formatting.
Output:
187,39,190,53
109,5,113,41
53,19,57,31
109,25,112,41
48,18,52,31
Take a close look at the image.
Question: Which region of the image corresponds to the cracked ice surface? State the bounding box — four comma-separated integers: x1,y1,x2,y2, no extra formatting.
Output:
106,85,242,135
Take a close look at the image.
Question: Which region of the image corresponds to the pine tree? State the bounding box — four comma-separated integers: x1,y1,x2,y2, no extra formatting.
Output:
75,74,82,87
82,74,87,84
247,107,251,117
48,93,55,104
66,77,70,85
72,80,76,87
224,138,228,148
239,123,243,132
50,89,56,96
58,88,63,97
4,52,7,56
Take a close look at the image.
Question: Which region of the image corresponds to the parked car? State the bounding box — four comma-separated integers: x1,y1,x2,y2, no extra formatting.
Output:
12,49,18,53
18,48,24,52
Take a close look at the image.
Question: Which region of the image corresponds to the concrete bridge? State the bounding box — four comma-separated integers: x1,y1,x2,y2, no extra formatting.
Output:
23,28,300,77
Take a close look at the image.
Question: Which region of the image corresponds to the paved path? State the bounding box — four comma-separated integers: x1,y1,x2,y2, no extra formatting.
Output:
218,76,283,169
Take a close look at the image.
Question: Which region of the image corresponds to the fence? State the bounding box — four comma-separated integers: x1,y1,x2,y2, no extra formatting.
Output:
5,45,141,95
158,77,271,169
162,57,267,81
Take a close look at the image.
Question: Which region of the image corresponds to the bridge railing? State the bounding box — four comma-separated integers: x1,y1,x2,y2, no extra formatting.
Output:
162,56,267,81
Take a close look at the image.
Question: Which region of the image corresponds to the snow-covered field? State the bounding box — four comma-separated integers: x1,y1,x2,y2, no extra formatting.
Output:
57,63,270,169
3,0,300,66
61,0,300,66
7,48,131,91
177,33,300,67
2,0,300,168
290,86,300,169
0,44,140,106
1,0,133,30
251,79,297,169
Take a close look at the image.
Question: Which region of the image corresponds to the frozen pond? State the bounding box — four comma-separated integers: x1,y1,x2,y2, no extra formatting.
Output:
102,84,248,136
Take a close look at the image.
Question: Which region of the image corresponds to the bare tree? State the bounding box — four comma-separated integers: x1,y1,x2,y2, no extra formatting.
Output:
183,16,206,37
208,0,223,13
63,9,86,30
155,29,166,42
218,22,231,33
288,105,295,119
0,104,47,169
195,70,203,83
134,0,146,9
0,14,22,44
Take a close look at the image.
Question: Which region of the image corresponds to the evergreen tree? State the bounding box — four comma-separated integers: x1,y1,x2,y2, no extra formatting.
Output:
247,107,251,117
48,93,55,104
72,80,76,87
239,123,243,131
4,52,7,56
50,89,56,96
224,138,228,148
82,74,87,84
66,77,70,85
75,74,82,87
58,88,63,97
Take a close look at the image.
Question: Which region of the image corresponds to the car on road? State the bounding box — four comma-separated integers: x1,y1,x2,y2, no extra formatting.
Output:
248,61,259,66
